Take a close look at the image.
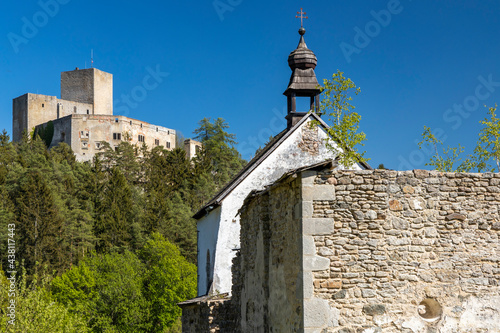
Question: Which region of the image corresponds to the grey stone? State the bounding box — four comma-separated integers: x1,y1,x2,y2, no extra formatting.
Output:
362,304,386,316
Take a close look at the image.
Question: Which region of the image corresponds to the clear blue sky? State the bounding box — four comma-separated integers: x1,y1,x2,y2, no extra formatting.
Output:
1,1,500,170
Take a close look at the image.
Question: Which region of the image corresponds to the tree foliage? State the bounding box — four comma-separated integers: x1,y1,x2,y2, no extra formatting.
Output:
0,116,245,330
419,105,499,172
474,104,500,172
0,268,89,333
194,117,246,189
139,233,197,330
317,70,369,168
418,126,472,172
52,235,196,333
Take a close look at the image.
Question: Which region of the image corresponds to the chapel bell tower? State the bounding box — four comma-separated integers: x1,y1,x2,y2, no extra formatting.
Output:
284,9,321,128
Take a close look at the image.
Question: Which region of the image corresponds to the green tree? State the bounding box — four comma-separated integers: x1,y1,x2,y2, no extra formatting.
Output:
0,130,17,184
139,233,197,331
193,117,246,189
0,268,89,333
317,70,369,168
473,104,500,172
15,170,64,275
143,147,198,262
52,251,150,332
93,167,141,253
417,126,472,172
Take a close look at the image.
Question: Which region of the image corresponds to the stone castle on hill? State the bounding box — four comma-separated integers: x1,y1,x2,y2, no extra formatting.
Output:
12,67,201,161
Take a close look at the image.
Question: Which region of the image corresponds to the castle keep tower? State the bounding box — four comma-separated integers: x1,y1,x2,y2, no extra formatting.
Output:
61,68,113,115
284,26,322,128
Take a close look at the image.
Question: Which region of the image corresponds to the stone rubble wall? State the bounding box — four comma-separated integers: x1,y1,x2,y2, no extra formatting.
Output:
182,168,500,332
180,298,237,333
181,254,241,332
236,176,304,332
310,169,500,332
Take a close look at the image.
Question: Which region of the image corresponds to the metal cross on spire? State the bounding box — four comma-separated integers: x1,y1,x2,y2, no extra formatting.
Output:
296,8,308,28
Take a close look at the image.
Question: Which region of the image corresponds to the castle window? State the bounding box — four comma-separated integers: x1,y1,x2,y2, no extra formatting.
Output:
74,106,77,113
81,141,88,150
154,139,159,146
87,109,89,114
156,127,158,132
113,133,121,140
95,142,102,150
167,130,170,135
166,142,171,149
42,103,44,108
115,118,119,123
141,123,143,129
138,135,145,143
130,121,132,125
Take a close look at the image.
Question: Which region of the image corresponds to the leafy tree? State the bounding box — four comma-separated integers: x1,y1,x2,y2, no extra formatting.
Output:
0,267,89,333
419,105,499,172
139,233,197,331
52,251,150,332
417,126,472,172
317,70,369,168
473,104,500,172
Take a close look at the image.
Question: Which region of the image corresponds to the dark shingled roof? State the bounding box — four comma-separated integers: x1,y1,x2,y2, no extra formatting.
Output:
193,112,371,219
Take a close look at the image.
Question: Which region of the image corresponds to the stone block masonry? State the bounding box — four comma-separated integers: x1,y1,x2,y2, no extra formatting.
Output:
308,169,500,332
181,168,500,332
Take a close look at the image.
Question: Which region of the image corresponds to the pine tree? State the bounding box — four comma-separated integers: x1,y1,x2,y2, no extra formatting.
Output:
193,117,246,190
15,170,64,275
93,167,139,253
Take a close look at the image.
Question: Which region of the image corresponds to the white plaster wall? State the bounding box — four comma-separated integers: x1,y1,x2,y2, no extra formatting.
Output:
204,116,364,295
197,206,221,296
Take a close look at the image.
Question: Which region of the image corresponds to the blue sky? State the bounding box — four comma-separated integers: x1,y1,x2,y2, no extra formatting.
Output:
1,0,500,170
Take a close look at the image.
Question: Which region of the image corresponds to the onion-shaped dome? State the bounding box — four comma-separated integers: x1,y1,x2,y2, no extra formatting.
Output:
287,28,317,70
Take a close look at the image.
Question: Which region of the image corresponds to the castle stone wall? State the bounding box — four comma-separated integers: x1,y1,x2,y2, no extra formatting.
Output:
12,94,28,141
38,114,176,162
61,68,113,115
12,93,93,141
